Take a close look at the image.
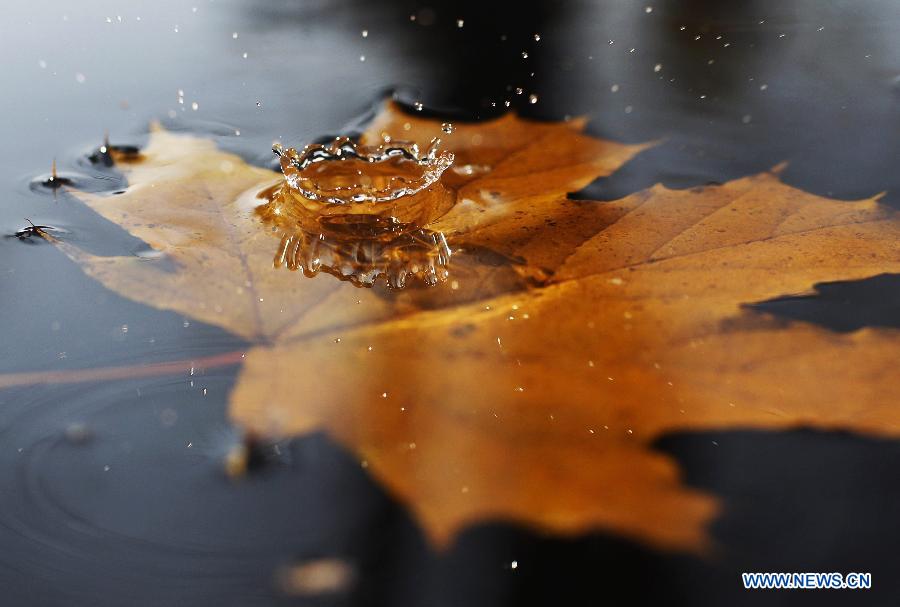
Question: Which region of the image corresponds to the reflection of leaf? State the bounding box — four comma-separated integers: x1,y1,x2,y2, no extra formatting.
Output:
59,103,900,552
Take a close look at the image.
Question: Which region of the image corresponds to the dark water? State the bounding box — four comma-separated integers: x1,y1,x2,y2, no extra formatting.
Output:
1,0,898,605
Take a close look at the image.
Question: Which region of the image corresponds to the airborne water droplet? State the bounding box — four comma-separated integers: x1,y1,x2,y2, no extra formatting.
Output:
441,122,454,133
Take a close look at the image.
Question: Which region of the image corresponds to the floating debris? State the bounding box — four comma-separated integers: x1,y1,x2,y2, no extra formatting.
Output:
276,558,355,596
64,422,93,445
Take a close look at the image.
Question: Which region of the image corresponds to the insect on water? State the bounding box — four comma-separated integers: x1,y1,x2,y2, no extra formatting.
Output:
12,219,52,240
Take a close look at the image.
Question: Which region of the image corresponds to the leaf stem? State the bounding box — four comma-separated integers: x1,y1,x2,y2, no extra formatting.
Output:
0,350,246,389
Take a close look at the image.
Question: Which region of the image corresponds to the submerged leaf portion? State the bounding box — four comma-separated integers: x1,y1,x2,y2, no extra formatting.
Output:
57,102,900,551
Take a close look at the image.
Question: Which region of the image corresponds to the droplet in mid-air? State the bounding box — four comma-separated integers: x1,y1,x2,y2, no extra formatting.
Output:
441,122,454,134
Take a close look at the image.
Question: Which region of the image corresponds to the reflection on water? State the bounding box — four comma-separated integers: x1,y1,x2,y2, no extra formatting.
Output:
271,226,451,289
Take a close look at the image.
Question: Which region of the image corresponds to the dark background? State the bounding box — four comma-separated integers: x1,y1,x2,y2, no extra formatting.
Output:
0,0,897,605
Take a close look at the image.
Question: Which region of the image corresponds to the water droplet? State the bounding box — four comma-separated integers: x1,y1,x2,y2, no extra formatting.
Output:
441,122,454,134
533,33,541,41
645,6,653,13
456,18,464,28
414,101,423,111
232,32,238,39
528,94,538,104
654,63,662,72
361,29,368,37
610,84,619,92
191,101,199,111
359,55,365,62
521,51,528,58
